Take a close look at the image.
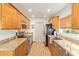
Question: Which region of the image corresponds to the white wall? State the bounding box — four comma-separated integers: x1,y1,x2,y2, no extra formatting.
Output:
0,30,16,41
28,18,49,41
30,18,48,25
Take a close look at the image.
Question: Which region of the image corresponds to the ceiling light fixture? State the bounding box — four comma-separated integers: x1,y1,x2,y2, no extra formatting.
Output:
47,9,51,12
28,9,32,12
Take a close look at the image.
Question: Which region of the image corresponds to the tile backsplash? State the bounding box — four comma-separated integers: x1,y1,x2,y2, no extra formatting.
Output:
0,30,16,41
59,28,79,34
72,29,79,34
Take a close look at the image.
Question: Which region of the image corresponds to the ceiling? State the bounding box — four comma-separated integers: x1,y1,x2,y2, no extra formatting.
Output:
13,3,69,18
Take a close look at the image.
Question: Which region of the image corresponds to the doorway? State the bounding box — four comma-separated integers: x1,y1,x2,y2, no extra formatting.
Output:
35,22,45,42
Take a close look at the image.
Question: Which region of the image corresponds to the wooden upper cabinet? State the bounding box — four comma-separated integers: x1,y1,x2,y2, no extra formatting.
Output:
72,3,79,29
49,19,52,24
60,4,79,29
0,4,2,29
1,4,22,30
13,12,21,29
51,16,59,29
21,15,27,23
60,15,71,28
21,15,30,29
1,4,14,29
0,3,30,30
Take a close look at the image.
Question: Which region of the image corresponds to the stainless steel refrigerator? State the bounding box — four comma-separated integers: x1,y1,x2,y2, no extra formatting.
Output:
45,24,55,47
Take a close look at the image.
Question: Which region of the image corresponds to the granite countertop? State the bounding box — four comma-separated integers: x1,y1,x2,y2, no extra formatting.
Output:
58,34,79,56
24,32,33,37
59,33,79,45
48,35,55,38
0,38,27,51
48,33,79,56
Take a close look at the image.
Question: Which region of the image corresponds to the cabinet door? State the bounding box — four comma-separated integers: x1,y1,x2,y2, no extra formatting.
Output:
13,12,21,29
52,16,59,29
48,42,66,56
17,13,21,29
1,3,21,30
0,4,2,29
21,15,27,24
2,4,14,29
0,51,14,56
72,3,79,29
21,15,30,29
49,19,52,24
60,15,71,28
15,42,26,56
48,44,54,55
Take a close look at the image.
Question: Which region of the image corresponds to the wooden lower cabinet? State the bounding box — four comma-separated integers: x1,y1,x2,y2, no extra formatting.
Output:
15,42,26,56
48,43,66,56
48,44,55,55
0,51,14,56
48,43,60,56
0,42,27,56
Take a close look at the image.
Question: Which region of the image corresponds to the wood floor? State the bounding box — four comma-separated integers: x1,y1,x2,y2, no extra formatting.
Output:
28,42,51,56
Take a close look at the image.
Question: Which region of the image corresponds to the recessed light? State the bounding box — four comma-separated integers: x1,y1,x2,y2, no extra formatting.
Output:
47,9,51,12
28,9,32,12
